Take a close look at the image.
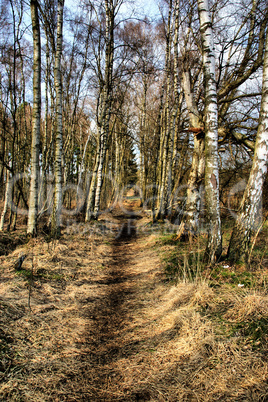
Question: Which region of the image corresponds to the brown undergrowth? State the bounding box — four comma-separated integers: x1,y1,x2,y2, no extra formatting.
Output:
0,202,268,401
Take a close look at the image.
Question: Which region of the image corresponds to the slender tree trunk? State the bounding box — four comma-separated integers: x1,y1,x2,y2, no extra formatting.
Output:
177,70,205,238
92,0,114,219
93,128,108,218
8,0,18,232
152,85,164,222
27,0,41,236
139,76,147,206
39,36,50,216
227,31,268,263
85,135,100,221
115,125,120,193
156,0,172,219
157,118,169,219
51,0,64,237
167,0,181,216
0,80,6,196
0,168,12,231
198,0,222,264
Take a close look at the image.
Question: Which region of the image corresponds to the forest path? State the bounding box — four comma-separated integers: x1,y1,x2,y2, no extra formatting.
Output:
80,204,145,400
1,200,268,402
1,198,168,402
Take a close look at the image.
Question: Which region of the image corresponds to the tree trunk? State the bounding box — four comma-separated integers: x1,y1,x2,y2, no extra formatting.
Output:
197,0,222,264
177,70,205,239
39,36,50,217
139,77,147,206
156,0,172,219
152,85,164,222
0,168,12,231
88,0,114,220
167,0,181,216
27,0,41,236
227,30,268,263
93,128,108,218
51,0,64,237
85,135,100,221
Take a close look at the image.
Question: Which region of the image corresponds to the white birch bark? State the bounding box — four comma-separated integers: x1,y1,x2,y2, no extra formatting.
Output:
93,128,108,218
27,0,41,236
0,168,12,231
152,85,164,222
139,76,147,206
228,30,268,263
85,135,100,221
157,0,172,219
115,126,120,192
51,0,64,237
92,0,114,219
197,0,222,263
167,0,180,216
177,70,205,239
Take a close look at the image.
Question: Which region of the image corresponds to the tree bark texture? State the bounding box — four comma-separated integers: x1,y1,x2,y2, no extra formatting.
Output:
0,168,12,231
51,0,64,237
197,0,222,264
84,0,114,220
177,70,205,239
27,0,41,236
227,29,268,263
92,0,114,219
156,0,172,219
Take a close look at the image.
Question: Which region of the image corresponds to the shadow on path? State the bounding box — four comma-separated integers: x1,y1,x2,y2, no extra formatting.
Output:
78,207,143,400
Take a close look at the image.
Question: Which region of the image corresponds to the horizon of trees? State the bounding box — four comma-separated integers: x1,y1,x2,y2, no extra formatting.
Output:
0,0,267,265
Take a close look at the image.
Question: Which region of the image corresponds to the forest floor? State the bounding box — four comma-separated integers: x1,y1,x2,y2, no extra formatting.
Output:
0,199,268,401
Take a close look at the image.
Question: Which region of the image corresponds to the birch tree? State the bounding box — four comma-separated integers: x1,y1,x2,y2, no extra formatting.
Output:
197,0,222,264
86,0,116,221
51,0,64,237
227,28,268,263
176,0,268,240
0,167,12,231
27,0,41,236
92,0,116,219
177,69,205,239
156,0,173,219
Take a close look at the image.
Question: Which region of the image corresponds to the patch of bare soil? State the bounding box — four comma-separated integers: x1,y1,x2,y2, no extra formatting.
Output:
0,231,27,256
0,201,268,401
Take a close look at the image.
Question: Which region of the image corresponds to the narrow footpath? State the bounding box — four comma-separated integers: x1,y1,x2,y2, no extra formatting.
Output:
80,212,141,400
1,201,267,402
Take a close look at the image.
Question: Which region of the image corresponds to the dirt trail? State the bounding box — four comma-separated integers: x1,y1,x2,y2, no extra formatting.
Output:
1,201,268,402
76,207,148,401
1,201,164,402
88,224,135,364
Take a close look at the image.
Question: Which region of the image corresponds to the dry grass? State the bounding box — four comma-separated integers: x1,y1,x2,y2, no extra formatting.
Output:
0,208,268,401
225,293,268,321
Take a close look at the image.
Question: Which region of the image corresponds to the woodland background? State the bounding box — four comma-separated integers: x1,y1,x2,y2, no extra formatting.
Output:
0,0,268,262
